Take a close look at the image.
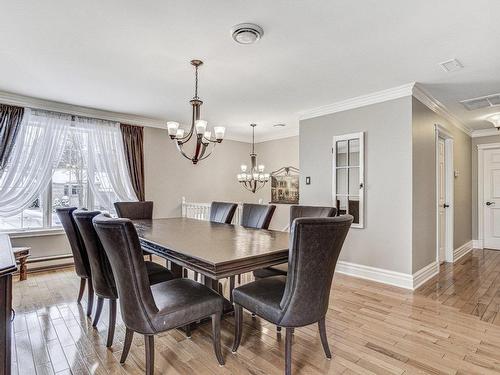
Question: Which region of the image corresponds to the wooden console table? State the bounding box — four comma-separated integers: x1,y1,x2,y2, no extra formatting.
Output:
0,235,17,375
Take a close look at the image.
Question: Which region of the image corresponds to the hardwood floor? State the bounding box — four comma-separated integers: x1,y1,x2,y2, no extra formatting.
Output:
11,250,500,374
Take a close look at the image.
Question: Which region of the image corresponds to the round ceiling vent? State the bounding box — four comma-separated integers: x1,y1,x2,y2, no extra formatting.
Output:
231,23,264,45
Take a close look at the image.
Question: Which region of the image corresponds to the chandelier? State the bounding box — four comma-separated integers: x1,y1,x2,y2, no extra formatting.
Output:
237,124,270,193
166,60,225,164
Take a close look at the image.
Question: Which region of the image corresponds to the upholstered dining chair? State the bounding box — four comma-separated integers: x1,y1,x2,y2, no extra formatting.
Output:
93,214,225,374
232,216,353,375
253,205,337,279
114,201,154,260
210,201,238,224
230,203,276,290
73,209,176,348
240,203,276,230
56,207,94,317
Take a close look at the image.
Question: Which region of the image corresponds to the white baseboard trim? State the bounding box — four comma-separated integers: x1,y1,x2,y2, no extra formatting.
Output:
454,241,473,262
412,261,439,289
336,260,440,290
336,261,414,290
472,240,483,249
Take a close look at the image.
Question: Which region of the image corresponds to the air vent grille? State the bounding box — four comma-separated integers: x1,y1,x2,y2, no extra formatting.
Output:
460,93,500,111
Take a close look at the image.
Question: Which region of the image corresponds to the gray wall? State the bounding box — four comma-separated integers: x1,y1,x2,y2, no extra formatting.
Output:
472,134,500,240
253,136,299,231
412,98,472,272
300,97,414,274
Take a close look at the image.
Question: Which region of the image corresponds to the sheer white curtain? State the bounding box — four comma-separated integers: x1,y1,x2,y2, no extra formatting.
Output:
0,109,72,216
75,117,137,209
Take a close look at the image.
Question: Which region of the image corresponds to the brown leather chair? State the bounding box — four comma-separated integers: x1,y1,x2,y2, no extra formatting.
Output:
114,201,154,260
73,209,176,347
232,216,353,375
93,214,225,373
56,207,93,317
114,201,154,220
210,201,238,224
240,203,276,229
253,205,337,279
230,203,276,288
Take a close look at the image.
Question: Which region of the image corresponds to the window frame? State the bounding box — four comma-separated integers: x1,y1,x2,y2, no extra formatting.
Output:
332,131,365,228
0,124,110,236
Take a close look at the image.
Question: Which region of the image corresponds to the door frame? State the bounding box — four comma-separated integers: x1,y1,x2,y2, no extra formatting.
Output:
435,124,454,263
477,142,500,249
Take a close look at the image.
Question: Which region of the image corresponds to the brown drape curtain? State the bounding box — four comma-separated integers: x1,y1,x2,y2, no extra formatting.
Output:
0,104,24,171
120,124,145,201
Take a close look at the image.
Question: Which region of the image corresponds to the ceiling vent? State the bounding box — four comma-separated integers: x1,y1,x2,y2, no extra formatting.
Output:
460,93,500,111
439,58,463,72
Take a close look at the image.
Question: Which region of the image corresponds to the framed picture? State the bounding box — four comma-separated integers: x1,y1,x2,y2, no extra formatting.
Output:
271,166,299,204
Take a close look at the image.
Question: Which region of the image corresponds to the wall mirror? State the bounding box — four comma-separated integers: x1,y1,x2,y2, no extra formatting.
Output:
332,132,364,228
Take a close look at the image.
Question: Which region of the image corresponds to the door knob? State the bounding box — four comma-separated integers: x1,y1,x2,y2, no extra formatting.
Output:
443,204,450,208
486,201,495,206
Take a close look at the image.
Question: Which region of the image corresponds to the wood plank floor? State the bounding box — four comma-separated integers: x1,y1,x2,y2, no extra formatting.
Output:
11,249,500,374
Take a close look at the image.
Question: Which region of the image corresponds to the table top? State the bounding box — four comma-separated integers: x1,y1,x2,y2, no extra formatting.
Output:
134,217,289,279
0,235,17,277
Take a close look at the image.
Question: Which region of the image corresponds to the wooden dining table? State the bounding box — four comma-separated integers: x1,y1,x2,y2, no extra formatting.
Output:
133,217,289,312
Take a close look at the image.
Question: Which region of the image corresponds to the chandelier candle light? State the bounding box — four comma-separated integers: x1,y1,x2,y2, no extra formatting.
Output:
166,60,225,164
237,124,270,193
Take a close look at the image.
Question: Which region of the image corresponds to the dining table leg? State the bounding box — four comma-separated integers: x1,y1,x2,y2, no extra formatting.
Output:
203,276,234,314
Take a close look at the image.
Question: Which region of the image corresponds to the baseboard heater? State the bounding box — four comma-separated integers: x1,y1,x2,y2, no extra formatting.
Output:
23,254,74,274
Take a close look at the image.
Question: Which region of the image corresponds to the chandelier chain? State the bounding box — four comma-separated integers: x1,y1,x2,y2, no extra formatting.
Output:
194,65,199,99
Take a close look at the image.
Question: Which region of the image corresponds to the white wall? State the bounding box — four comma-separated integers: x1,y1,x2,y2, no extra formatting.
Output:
299,97,414,274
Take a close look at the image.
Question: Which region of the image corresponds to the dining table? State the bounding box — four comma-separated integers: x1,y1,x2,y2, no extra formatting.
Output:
133,217,290,313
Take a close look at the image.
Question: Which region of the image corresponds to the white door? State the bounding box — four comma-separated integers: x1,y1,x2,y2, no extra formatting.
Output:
484,148,500,250
438,138,447,261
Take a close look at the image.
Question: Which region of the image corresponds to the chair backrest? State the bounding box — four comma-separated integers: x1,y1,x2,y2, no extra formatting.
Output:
289,205,337,227
240,203,276,229
92,214,158,334
279,216,353,327
56,207,91,279
73,210,117,299
114,201,153,220
210,202,238,224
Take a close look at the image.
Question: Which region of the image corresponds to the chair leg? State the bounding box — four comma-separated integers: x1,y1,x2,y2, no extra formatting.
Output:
237,274,241,284
211,313,225,365
232,304,243,353
77,278,86,303
318,317,331,359
120,328,134,364
229,276,235,303
144,335,155,375
86,281,94,317
285,328,293,375
183,268,188,278
106,299,117,348
185,324,192,338
194,271,199,282
92,297,104,327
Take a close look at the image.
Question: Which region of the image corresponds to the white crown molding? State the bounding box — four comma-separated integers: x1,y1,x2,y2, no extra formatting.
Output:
453,240,473,262
298,83,415,121
0,90,168,129
412,84,472,137
472,128,500,138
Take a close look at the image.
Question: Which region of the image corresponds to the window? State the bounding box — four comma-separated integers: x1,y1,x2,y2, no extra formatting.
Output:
332,132,364,228
0,126,116,232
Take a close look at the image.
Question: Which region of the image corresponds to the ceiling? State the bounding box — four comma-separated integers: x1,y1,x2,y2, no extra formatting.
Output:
1,0,499,141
